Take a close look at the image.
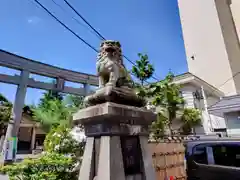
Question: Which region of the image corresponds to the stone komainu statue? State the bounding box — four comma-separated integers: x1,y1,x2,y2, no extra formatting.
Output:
83,40,145,107
96,40,132,88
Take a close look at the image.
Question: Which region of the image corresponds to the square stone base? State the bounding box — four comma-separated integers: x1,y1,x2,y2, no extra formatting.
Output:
73,102,156,125
79,136,156,180
74,102,157,180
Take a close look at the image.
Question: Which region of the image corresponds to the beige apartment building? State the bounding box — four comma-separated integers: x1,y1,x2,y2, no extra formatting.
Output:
178,0,240,96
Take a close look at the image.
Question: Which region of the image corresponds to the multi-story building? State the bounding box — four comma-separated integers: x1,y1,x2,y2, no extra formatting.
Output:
178,0,240,96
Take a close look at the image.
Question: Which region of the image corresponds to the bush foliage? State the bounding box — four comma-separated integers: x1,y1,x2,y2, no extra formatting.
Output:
44,124,85,157
0,124,85,180
1,153,77,180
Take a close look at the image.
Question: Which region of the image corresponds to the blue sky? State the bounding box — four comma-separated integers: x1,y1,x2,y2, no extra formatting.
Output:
0,0,187,105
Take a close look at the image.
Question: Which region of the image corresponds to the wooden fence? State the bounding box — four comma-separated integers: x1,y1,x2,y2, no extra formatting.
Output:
149,138,186,180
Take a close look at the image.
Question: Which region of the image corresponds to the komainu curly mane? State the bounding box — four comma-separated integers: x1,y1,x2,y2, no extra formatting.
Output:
96,40,132,88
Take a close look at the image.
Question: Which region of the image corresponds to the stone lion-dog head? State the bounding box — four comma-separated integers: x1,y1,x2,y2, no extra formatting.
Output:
97,40,123,65
96,40,132,88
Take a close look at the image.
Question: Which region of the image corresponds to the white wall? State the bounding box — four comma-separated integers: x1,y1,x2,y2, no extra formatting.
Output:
181,85,197,109
180,84,206,134
180,83,225,134
215,0,240,94
206,96,219,107
178,0,240,95
230,0,240,41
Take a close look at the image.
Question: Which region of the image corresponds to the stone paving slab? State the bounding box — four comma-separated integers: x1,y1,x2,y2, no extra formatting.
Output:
0,174,8,180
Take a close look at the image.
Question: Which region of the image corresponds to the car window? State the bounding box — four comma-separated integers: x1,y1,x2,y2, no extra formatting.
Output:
193,143,240,167
192,144,208,164
206,146,215,164
211,144,240,167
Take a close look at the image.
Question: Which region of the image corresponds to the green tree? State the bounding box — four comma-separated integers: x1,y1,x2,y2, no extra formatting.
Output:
33,99,73,132
181,108,201,135
65,95,84,110
32,89,83,132
131,53,155,99
132,53,155,86
150,72,185,135
38,89,63,110
150,112,168,140
0,93,12,151
0,93,12,124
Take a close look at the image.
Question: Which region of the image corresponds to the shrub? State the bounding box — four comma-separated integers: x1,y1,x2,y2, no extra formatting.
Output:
0,153,78,180
0,124,85,180
44,124,85,157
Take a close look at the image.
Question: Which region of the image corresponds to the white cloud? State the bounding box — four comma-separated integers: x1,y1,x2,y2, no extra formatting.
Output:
27,16,41,24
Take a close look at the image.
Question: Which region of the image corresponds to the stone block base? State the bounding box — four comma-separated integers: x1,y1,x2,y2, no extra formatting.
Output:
79,136,156,180
74,102,157,180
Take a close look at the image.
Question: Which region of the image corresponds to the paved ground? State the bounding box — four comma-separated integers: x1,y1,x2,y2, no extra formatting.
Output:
0,174,8,180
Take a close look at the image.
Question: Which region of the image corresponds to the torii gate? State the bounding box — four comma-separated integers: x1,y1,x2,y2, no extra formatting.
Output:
0,49,98,162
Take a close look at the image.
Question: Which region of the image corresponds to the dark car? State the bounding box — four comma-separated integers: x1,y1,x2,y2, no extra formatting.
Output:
184,137,240,180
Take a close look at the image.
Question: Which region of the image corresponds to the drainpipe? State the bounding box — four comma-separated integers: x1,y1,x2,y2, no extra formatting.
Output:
201,86,214,133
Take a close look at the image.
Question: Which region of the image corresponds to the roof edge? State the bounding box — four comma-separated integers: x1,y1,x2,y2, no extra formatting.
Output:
175,72,223,95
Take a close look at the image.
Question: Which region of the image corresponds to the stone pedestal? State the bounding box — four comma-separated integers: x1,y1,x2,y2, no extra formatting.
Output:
73,102,156,180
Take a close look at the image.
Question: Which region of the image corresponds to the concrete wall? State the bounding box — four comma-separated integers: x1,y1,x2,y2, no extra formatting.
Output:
230,0,240,41
178,0,240,95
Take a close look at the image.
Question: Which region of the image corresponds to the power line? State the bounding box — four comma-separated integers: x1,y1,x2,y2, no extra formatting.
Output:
218,72,240,90
30,0,142,81
50,0,101,40
31,0,239,94
207,71,240,97
63,0,105,41
33,0,98,53
32,0,158,84
33,1,240,94
63,0,160,82
63,0,135,65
